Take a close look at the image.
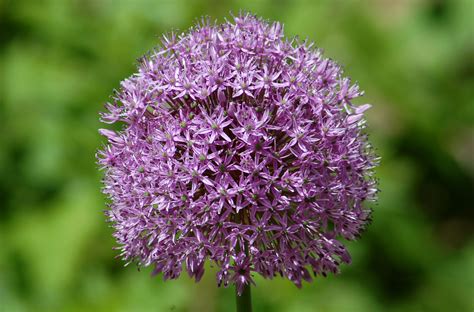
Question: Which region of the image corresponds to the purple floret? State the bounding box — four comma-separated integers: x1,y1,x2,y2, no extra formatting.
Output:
97,13,379,295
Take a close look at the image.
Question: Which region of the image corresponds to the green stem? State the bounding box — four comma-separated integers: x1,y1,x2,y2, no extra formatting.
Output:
236,283,252,312
234,208,252,311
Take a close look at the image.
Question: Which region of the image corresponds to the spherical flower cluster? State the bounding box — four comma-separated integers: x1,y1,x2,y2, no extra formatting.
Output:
97,13,378,295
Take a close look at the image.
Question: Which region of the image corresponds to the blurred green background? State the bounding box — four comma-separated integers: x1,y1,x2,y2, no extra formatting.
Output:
1,0,473,311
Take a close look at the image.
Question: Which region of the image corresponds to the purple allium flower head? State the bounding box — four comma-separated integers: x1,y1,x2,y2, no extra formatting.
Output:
97,13,379,295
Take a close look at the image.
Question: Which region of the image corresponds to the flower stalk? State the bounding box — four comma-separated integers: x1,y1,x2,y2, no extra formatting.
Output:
236,283,252,312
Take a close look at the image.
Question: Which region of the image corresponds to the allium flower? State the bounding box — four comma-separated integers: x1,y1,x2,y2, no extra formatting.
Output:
97,13,378,296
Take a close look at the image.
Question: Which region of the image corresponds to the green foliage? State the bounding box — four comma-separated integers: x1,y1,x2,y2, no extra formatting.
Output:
1,0,472,311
